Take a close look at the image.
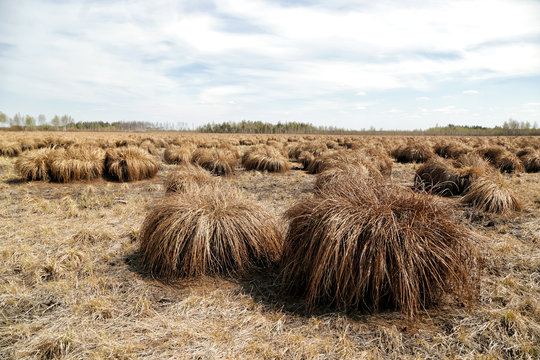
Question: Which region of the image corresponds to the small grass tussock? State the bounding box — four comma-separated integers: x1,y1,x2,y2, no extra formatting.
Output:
461,174,523,214
105,146,158,182
242,145,290,173
191,148,238,176
163,145,194,165
164,163,217,194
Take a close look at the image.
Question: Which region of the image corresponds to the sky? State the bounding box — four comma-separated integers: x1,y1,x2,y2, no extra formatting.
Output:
1,0,540,130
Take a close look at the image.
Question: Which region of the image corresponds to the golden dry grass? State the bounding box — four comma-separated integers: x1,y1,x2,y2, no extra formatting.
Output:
391,143,433,163
139,184,283,279
105,146,158,182
280,176,481,317
461,174,523,214
164,163,216,194
242,145,290,173
191,148,238,176
48,146,105,183
15,148,55,181
0,132,539,359
414,158,485,196
163,145,194,165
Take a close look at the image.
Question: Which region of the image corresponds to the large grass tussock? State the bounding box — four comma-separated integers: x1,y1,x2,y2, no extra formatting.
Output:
280,177,481,316
139,185,283,279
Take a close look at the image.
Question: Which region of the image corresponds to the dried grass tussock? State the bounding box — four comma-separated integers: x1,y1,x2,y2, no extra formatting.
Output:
280,178,481,316
477,146,524,173
163,145,194,165
461,174,523,214
391,143,434,163
105,146,158,182
242,145,290,173
48,146,105,182
15,148,55,181
164,163,216,194
191,148,238,176
414,158,485,196
139,185,283,279
519,151,540,173
1,132,539,359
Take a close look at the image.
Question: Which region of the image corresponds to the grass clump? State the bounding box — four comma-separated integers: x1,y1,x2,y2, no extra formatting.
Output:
414,158,485,196
242,145,290,173
191,148,238,176
139,185,283,279
461,174,522,214
105,146,158,182
280,177,481,317
48,147,105,183
163,146,193,165
15,148,55,181
391,143,433,163
164,163,216,194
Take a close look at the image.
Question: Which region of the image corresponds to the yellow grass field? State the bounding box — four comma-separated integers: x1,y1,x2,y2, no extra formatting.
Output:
1,131,539,359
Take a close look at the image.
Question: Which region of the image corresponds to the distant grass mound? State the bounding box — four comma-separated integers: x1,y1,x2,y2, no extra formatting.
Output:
105,146,158,182
242,145,290,173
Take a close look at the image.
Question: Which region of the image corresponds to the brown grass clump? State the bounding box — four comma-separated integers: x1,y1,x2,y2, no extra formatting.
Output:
434,142,471,159
163,146,193,165
164,163,216,194
314,163,375,191
139,140,159,155
48,147,105,183
288,141,328,160
139,185,283,279
279,178,480,316
105,146,158,182
0,141,22,157
242,145,290,173
519,151,540,173
414,158,484,196
476,146,524,173
298,151,315,170
15,148,55,181
191,148,238,176
461,174,523,214
391,143,433,163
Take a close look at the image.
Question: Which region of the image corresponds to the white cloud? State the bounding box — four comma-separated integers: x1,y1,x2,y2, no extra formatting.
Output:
0,0,539,128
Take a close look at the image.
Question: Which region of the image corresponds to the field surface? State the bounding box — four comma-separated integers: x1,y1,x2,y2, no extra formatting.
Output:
0,132,539,359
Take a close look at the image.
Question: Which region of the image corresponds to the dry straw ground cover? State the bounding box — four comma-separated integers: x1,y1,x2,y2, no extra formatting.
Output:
0,131,539,359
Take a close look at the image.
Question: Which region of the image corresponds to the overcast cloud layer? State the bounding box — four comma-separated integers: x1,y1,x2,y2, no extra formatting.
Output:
1,0,539,129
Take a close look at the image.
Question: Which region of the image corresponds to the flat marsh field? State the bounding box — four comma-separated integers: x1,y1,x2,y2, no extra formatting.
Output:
0,132,539,359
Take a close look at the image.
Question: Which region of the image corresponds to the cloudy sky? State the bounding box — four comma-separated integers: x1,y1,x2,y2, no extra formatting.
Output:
1,0,539,130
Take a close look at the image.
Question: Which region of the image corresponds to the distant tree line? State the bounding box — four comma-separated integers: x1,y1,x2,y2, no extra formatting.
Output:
0,111,187,131
197,120,346,134
1,111,538,135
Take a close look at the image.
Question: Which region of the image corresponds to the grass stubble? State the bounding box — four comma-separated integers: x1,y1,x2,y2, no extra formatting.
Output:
0,132,538,359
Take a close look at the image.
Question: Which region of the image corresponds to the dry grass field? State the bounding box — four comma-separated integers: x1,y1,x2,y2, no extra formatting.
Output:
0,132,539,359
